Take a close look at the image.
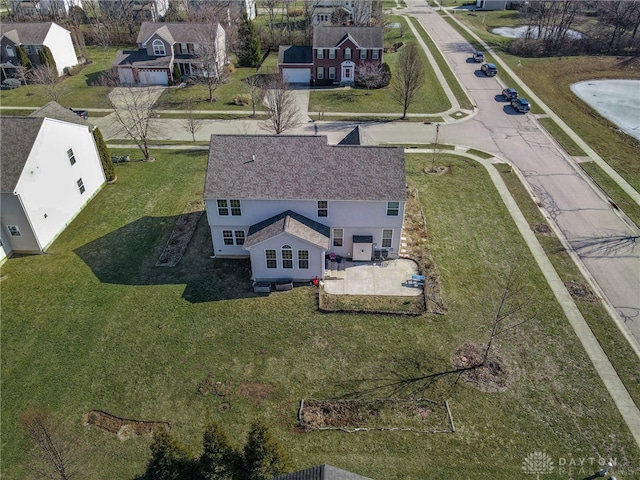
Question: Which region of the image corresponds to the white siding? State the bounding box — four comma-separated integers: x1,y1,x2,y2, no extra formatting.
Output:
13,119,105,251
0,193,41,254
247,233,324,282
43,23,77,75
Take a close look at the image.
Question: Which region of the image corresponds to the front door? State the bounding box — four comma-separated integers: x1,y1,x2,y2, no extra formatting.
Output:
341,61,355,85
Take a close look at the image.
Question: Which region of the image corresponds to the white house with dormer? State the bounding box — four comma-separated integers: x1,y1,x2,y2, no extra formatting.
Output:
203,134,406,282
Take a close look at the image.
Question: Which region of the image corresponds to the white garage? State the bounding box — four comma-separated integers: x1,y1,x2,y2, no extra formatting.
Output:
118,68,135,85
282,68,311,84
138,69,169,86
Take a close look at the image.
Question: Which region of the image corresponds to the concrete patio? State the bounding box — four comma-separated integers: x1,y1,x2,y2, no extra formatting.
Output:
322,258,423,296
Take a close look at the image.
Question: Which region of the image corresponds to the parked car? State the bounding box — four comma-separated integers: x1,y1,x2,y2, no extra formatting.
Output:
473,51,485,62
69,108,89,120
481,63,498,76
511,98,531,113
502,88,518,100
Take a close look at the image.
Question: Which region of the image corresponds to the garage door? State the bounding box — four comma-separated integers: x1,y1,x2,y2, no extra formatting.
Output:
282,68,310,84
139,69,168,86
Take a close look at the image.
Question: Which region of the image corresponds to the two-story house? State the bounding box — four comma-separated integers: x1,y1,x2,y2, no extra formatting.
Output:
0,102,105,262
203,134,406,283
8,0,83,19
0,22,77,78
98,0,167,23
186,0,256,21
112,21,227,86
279,25,383,86
311,0,373,26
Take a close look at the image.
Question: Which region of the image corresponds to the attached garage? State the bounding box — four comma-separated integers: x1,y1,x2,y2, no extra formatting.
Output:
138,69,169,86
282,68,311,84
118,68,135,85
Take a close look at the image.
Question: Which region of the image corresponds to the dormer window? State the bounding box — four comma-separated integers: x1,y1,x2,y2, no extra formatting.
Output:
5,45,15,57
344,48,351,59
153,39,165,56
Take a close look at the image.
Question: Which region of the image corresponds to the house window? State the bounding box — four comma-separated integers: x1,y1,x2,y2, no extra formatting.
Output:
317,200,328,217
332,228,343,247
372,49,379,60
5,45,15,57
317,67,324,80
344,48,351,59
7,225,21,237
67,148,76,166
24,45,35,55
329,67,336,80
234,230,245,245
329,49,336,59
217,199,229,215
266,249,277,268
77,178,85,194
230,199,242,216
153,39,165,56
282,245,293,269
298,250,309,269
382,229,393,248
223,230,234,245
360,49,367,59
317,49,324,59
386,201,399,216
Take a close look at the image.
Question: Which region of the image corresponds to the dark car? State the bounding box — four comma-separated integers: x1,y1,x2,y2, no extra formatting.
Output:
473,51,485,62
69,108,89,120
481,63,498,76
502,88,518,100
511,98,531,113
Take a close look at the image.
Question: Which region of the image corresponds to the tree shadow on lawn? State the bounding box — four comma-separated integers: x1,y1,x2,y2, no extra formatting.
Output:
74,214,257,303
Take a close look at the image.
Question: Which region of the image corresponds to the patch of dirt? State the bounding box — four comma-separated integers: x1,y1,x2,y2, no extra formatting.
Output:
565,281,598,303
531,223,554,236
423,166,452,176
156,199,204,267
198,373,232,396
451,343,511,393
238,381,275,405
83,410,170,440
403,186,447,314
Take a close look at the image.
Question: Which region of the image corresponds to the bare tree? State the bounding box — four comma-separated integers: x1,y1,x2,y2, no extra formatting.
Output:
244,74,264,117
181,99,204,142
260,74,300,135
30,65,67,102
352,0,374,26
390,44,424,119
194,26,229,102
20,408,82,480
107,85,162,161
263,0,283,47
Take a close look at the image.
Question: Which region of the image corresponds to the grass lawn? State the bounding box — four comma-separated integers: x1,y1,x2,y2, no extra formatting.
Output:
0,46,119,109
1,150,639,479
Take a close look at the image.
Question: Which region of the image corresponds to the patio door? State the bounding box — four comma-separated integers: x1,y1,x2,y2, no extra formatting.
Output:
352,235,373,261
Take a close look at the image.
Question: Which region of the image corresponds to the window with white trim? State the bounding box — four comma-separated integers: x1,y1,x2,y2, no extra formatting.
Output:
282,245,293,269
298,250,309,269
223,230,234,245
67,148,76,166
217,199,241,216
372,49,379,60
317,49,324,59
230,199,242,216
344,48,351,59
329,49,336,59
266,249,277,268
317,200,328,217
153,39,165,56
332,228,343,247
317,67,324,80
386,201,399,216
77,178,85,194
360,49,367,59
329,67,336,80
24,45,35,55
382,229,393,248
234,230,245,245
217,199,228,215
7,225,21,237
5,45,15,57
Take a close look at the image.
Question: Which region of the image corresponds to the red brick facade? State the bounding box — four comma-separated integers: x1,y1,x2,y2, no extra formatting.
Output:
313,37,382,86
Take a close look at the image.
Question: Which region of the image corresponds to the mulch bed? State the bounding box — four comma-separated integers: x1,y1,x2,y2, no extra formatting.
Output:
451,343,511,393
565,281,599,303
198,374,274,406
531,223,554,236
156,199,204,267
83,410,170,440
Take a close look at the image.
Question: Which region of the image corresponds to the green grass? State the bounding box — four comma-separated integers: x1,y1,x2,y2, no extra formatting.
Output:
1,150,639,479
498,165,640,409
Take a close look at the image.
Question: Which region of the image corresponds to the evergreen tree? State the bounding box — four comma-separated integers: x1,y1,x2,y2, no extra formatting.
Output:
38,46,58,76
144,429,194,480
237,13,261,68
242,421,289,480
199,421,241,480
16,45,32,71
92,128,115,182
172,63,181,84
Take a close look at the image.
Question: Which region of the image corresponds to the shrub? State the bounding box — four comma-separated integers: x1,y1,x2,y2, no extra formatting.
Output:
63,64,84,76
380,62,392,87
234,94,250,106
2,78,21,89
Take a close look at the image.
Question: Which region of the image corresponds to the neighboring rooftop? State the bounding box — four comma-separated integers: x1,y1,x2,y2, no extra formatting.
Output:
278,45,313,65
0,22,57,44
30,101,91,127
204,135,405,202
136,21,221,45
270,464,374,480
112,49,173,68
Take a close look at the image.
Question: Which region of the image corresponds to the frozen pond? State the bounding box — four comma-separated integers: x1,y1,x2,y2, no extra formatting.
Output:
492,25,585,39
571,80,640,141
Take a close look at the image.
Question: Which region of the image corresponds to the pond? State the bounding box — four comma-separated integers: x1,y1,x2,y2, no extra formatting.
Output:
571,80,640,141
491,25,586,39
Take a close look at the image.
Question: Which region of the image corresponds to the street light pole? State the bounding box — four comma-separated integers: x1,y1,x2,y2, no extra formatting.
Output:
431,123,441,172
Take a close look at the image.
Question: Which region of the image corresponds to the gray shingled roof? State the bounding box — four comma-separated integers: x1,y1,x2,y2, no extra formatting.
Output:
0,22,56,44
136,22,221,45
245,210,330,250
278,45,313,65
30,101,91,128
204,135,405,202
112,49,172,69
0,117,43,192
270,464,374,480
337,126,374,146
313,26,382,49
